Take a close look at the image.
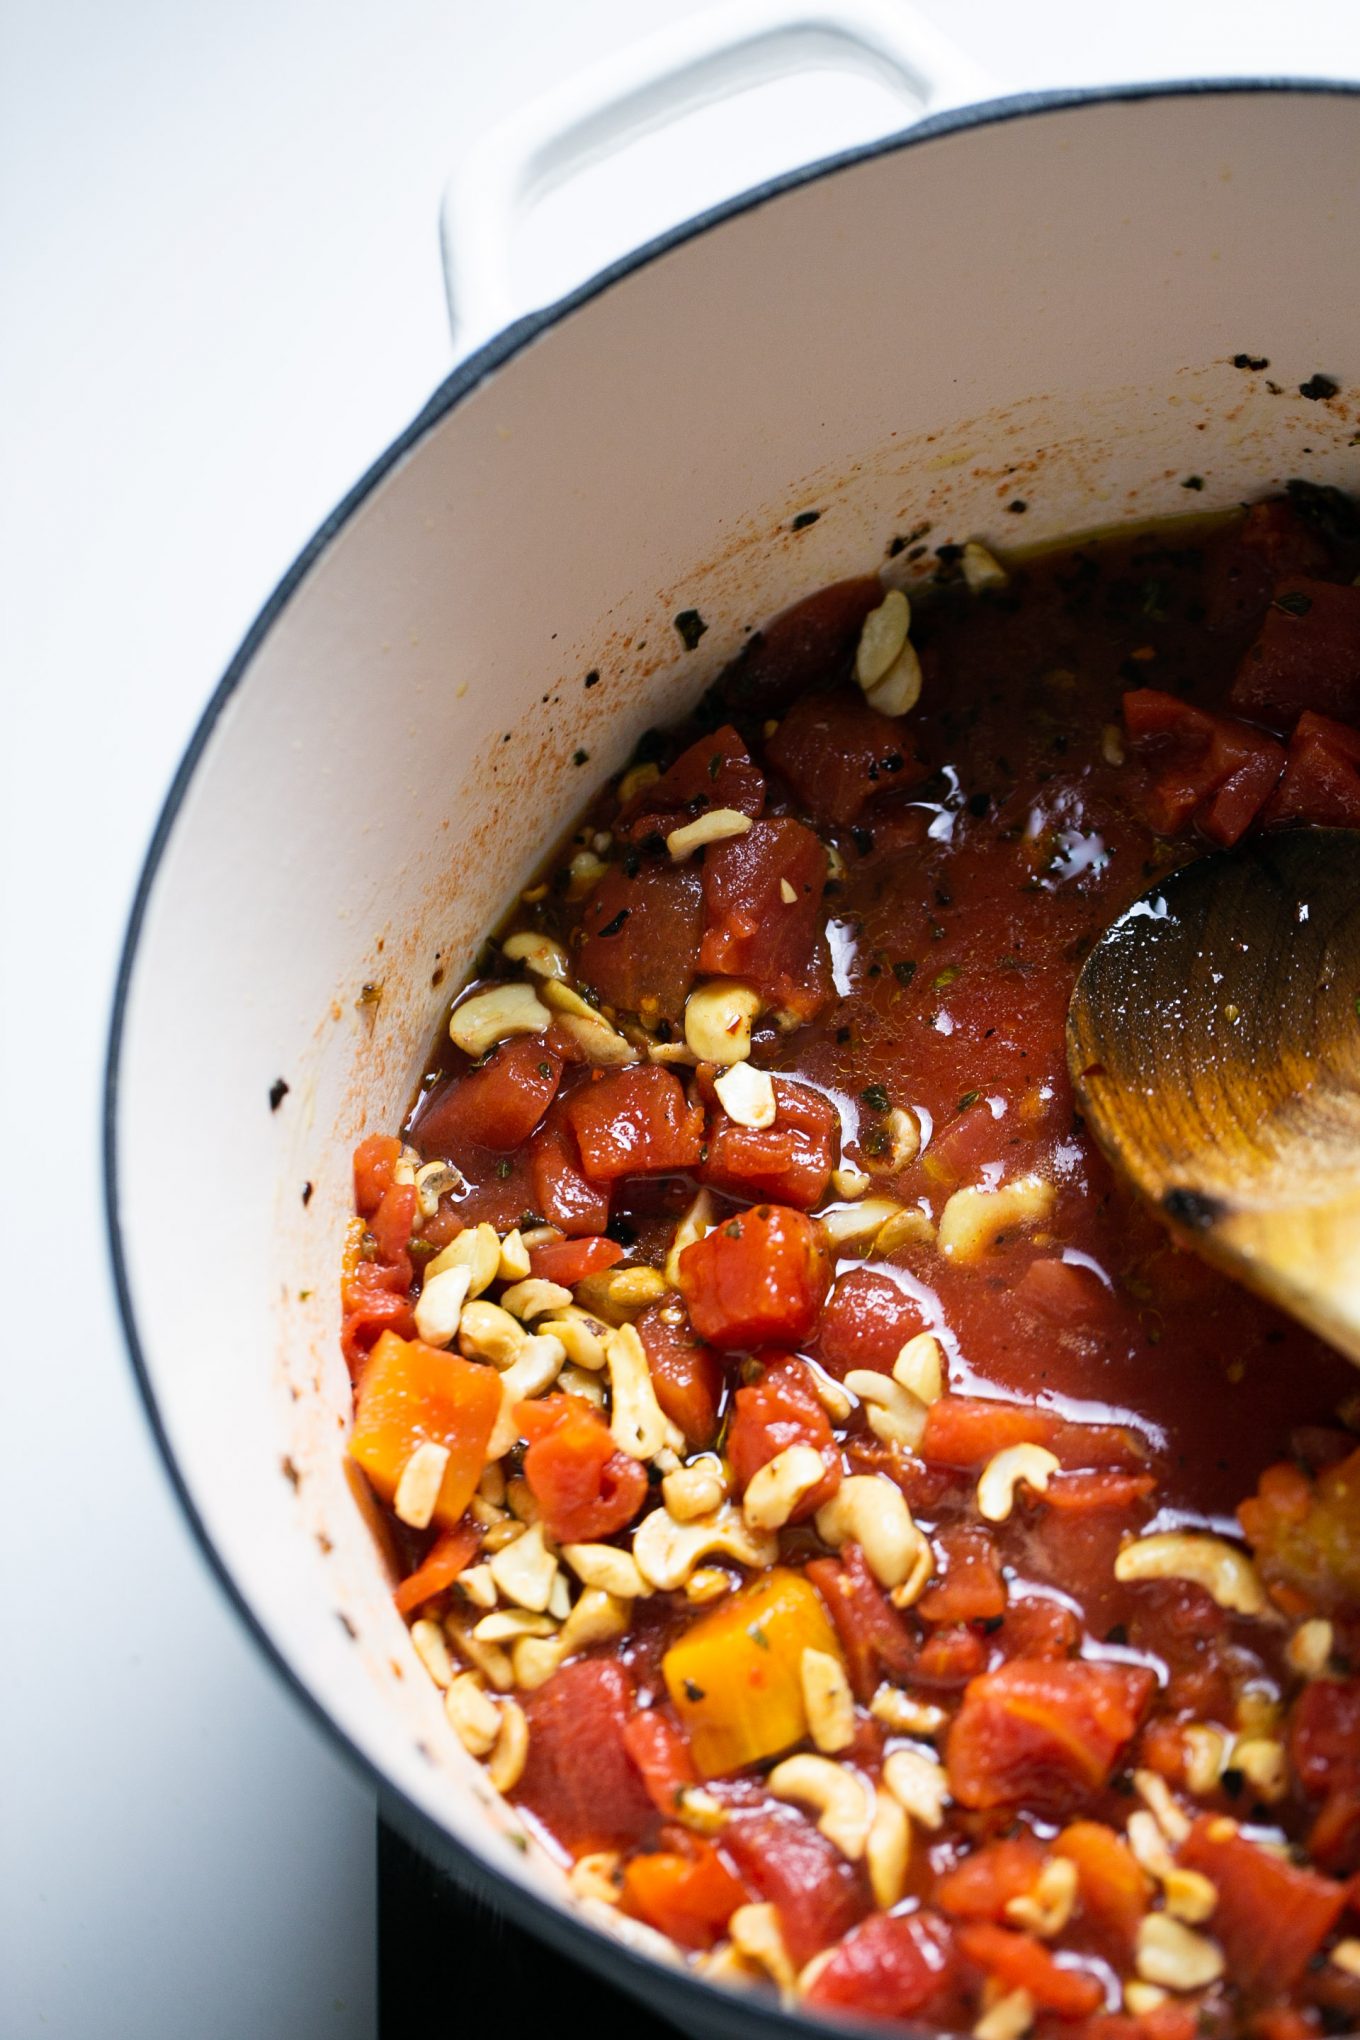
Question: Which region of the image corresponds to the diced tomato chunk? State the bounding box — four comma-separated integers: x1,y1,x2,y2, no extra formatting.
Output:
920,1395,1145,1472
1290,1677,1360,1873
677,1203,831,1349
516,1660,655,1853
917,1526,1007,1625
370,1182,417,1268
957,1922,1103,2018
620,1709,701,1817
393,1517,481,1616
340,1263,417,1374
946,1659,1155,1811
807,1542,916,1700
353,1133,402,1216
1123,686,1285,845
937,1835,1047,1921
526,1234,624,1286
620,1839,747,1951
1263,709,1360,828
576,860,704,1021
766,688,923,827
1043,1470,1158,1512
528,1104,611,1236
701,1076,839,1210
1053,1821,1151,1956
722,1809,869,1968
726,1355,841,1520
349,1332,502,1530
636,1304,723,1449
993,1597,1082,1662
517,1393,649,1542
815,1266,929,1378
720,577,882,715
564,1064,704,1182
698,818,832,1018
1084,2010,1198,2040
615,725,766,842
1180,1813,1347,1999
804,1910,963,2024
1231,577,1360,727
414,1039,562,1157
1203,498,1333,631
1239,1446,1360,1612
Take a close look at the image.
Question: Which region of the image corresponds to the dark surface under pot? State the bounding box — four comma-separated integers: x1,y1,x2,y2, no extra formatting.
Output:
378,1817,685,2036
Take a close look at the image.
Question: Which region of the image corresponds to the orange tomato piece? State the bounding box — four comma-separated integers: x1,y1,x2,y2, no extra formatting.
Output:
349,1331,501,1530
1053,1820,1151,1955
393,1517,481,1616
957,1921,1103,2018
946,1659,1155,1812
517,1392,648,1543
621,1841,747,1951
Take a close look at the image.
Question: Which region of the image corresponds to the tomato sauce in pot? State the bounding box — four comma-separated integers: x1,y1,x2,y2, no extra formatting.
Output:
343,491,1360,2038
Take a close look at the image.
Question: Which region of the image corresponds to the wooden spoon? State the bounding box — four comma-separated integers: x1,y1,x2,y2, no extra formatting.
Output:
1067,828,1360,1365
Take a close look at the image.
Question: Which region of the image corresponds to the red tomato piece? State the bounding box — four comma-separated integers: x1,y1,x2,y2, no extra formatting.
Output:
619,1709,701,1817
517,1393,649,1542
1291,1677,1360,1873
957,1921,1104,2019
340,1264,418,1375
701,1076,840,1210
1180,1814,1347,1999
720,577,882,715
806,1543,916,1700
528,1104,612,1236
1123,687,1285,845
804,1910,962,2023
1084,2010,1198,2040
371,1182,417,1268
636,1304,723,1449
1231,577,1360,726
815,1266,929,1378
1053,1821,1152,1958
576,860,704,1022
526,1235,624,1286
993,1597,1082,1662
1016,1255,1118,1328
1203,499,1333,632
621,1840,747,1952
920,1396,1145,1472
615,725,766,842
937,1835,1047,1921
564,1064,704,1181
946,1659,1155,1811
916,1625,987,1687
726,1355,841,1520
392,1517,481,1617
697,818,832,1019
353,1133,402,1216
917,1527,1007,1625
516,1660,655,1854
1263,708,1360,828
722,1809,869,1968
766,688,923,827
1043,1470,1158,1513
414,1039,562,1157
677,1203,831,1349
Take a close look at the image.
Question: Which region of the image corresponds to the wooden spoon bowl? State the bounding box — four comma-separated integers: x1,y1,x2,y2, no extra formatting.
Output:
1067,829,1360,1365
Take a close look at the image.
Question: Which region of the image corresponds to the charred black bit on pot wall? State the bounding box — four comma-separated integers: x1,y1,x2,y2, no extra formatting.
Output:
269,1077,290,1111
674,609,708,652
791,510,821,531
1299,374,1340,401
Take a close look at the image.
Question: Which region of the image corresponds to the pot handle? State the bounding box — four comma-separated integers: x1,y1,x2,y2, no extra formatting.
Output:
439,0,991,357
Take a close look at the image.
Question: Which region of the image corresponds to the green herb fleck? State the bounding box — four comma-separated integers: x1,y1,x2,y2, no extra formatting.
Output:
958,1090,980,1112
860,1083,890,1113
1274,590,1313,617
683,1679,706,1703
933,965,960,989
496,1159,513,1180
708,752,722,781
747,1625,771,1652
892,959,917,987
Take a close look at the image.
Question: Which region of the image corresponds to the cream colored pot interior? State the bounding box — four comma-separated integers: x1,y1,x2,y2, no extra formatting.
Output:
113,86,1359,2007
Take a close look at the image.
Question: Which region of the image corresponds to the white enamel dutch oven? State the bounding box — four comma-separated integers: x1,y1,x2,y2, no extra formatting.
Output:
106,3,1360,2029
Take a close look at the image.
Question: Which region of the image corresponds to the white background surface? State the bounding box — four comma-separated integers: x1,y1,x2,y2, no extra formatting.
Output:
5,3,1360,2035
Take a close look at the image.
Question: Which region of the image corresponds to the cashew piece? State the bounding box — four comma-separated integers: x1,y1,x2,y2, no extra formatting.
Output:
977,1443,1061,1523
632,1502,778,1592
937,1174,1054,1262
843,1370,928,1452
448,983,551,1056
814,1475,932,1596
1114,1532,1267,1616
606,1322,674,1461
767,1754,874,1861
882,1746,949,1830
742,1444,827,1531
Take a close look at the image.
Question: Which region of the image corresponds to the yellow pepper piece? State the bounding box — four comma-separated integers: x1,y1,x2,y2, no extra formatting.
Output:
663,1568,844,1778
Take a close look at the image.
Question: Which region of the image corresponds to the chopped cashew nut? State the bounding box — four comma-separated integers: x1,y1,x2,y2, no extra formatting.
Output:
444,1673,501,1756
962,540,1009,591
1331,1941,1360,1981
866,1788,911,1909
870,1687,947,1737
714,1062,777,1130
576,1265,672,1325
632,1502,777,1592
393,1441,451,1529
449,983,551,1056
873,1206,936,1255
1135,1915,1225,1991
500,1277,573,1321
801,1647,856,1754
938,1174,1054,1261
568,1853,622,1906
1127,1810,1175,1880
444,1614,514,1692
894,1333,945,1405
414,1160,462,1220
541,979,639,1067
730,1904,796,1994
866,638,922,718
844,1369,928,1451
1125,1984,1169,2017
1182,1725,1228,1796
742,1443,827,1531
857,588,911,687
566,850,609,899
671,1785,726,1836
410,1617,454,1688
976,1443,1061,1523
768,1755,874,1861
617,760,661,805
779,878,798,905
427,1221,502,1297
477,1462,507,1506
685,1567,733,1604
453,1564,497,1611
536,1306,610,1370
684,980,761,1065
815,1476,930,1594
804,1358,855,1423
883,1747,949,1829
511,1634,565,1690
663,1459,728,1523
559,1587,631,1657
665,1188,715,1287
558,1362,605,1406
1134,1770,1192,1845
1233,1738,1289,1803
488,1698,529,1793
974,1989,1036,2040
831,1166,871,1200
820,1197,904,1250
487,1522,559,1613
561,1543,649,1599
606,1322,673,1461
667,808,754,859
472,1609,558,1643
863,1106,920,1173
500,931,569,978
1114,1533,1267,1616
459,1300,529,1365
1005,1857,1079,1938
1287,1618,1334,1677
1162,1867,1218,1925
413,1264,472,1348
496,1228,532,1282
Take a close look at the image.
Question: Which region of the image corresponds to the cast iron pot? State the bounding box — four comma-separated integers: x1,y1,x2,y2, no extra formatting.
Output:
106,6,1360,2030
